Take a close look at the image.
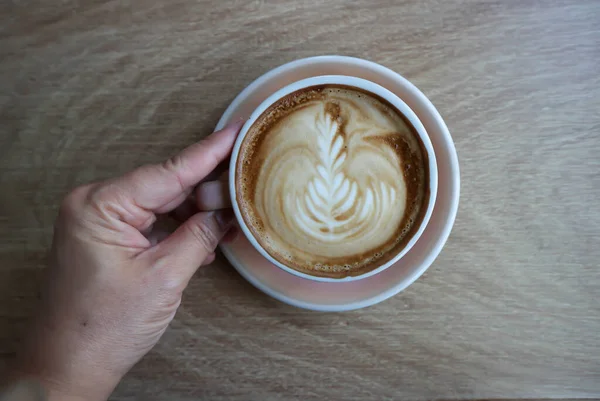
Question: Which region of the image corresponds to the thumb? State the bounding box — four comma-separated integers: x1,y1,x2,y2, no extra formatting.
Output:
149,209,235,286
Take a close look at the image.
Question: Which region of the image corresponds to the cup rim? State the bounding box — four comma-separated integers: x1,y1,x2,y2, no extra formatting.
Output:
229,75,438,282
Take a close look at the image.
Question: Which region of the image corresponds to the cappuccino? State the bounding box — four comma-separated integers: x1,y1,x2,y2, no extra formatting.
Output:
236,85,429,278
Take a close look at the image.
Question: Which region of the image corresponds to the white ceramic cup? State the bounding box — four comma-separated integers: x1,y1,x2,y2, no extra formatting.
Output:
229,75,438,282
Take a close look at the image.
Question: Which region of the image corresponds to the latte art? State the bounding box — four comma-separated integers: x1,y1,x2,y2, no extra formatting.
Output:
237,85,429,278
286,109,398,242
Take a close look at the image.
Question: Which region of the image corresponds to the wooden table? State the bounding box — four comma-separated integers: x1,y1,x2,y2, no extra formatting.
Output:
1,0,599,399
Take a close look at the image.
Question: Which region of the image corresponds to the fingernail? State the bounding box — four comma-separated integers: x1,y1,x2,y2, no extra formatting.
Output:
214,208,235,231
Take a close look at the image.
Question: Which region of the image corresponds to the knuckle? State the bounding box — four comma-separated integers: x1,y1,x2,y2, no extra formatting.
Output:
60,184,93,217
86,182,120,213
186,218,219,252
162,154,181,172
63,181,126,224
162,155,187,192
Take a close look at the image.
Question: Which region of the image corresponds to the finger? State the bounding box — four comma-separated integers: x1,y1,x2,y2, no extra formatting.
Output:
153,187,193,215
170,174,230,220
148,209,235,285
121,121,241,212
195,180,231,211
93,121,243,229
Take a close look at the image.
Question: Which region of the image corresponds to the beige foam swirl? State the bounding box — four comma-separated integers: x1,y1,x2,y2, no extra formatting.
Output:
238,87,426,276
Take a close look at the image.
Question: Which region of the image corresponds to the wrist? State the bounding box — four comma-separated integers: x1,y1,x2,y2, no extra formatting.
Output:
13,314,123,401
1,377,86,401
0,378,45,401
5,372,106,401
11,348,118,401
10,365,117,401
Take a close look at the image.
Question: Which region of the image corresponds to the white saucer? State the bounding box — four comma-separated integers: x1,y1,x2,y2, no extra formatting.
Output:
216,56,460,311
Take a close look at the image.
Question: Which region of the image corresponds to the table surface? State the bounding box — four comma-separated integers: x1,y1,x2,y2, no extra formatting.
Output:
1,0,599,400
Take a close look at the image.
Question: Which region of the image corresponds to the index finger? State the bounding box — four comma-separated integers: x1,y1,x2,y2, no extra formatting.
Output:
95,121,243,226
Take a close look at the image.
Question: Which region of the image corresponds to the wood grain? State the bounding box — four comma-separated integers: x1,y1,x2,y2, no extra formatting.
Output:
1,0,599,399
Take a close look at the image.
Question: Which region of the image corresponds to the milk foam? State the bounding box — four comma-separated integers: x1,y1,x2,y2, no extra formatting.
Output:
237,86,427,277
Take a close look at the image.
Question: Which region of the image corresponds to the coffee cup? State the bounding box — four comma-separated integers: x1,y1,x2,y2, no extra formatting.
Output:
229,75,438,282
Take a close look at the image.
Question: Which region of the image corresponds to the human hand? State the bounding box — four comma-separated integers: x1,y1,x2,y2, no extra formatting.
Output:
10,122,243,401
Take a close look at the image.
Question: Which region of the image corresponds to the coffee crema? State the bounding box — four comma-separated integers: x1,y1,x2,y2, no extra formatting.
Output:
236,85,429,278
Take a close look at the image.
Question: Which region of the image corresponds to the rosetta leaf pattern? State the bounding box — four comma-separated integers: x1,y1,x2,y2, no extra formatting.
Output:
288,107,396,241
